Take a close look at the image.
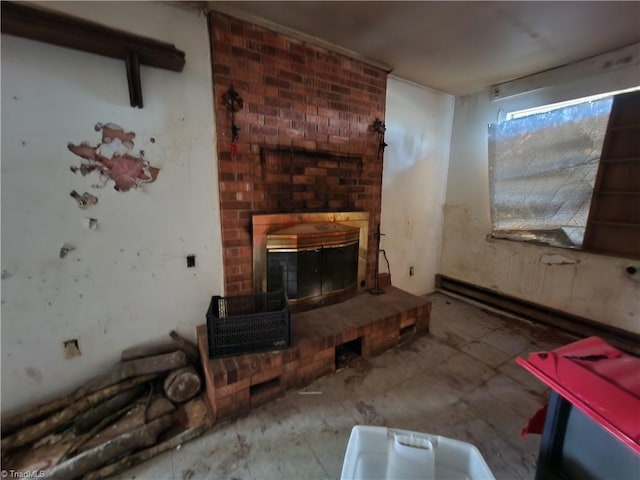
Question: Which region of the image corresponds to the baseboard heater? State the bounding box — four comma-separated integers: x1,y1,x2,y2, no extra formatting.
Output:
435,274,640,355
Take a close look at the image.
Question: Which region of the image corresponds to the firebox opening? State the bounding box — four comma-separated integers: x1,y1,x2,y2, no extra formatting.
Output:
336,338,362,371
252,212,370,311
267,243,358,304
266,222,360,309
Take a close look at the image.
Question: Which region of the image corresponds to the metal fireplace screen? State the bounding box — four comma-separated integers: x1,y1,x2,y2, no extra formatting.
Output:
266,222,359,307
206,290,291,358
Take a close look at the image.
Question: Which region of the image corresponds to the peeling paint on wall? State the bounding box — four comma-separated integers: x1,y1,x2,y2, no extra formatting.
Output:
70,190,98,209
70,164,99,176
68,123,160,192
540,254,579,266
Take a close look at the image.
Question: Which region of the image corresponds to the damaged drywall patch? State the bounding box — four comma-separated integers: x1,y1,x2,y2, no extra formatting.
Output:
81,217,99,231
70,190,98,209
539,254,579,266
59,243,75,259
63,339,81,359
70,164,99,176
68,123,160,192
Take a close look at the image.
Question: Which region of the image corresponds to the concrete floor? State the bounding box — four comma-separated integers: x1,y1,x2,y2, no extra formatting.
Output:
114,292,578,480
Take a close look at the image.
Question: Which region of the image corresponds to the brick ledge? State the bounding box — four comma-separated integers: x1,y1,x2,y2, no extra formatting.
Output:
197,287,431,423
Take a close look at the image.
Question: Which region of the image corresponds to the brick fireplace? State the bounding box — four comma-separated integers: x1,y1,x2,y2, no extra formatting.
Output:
210,12,387,296
199,12,431,426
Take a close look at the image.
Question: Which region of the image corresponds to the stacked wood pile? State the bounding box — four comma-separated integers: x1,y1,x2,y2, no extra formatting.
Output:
1,331,213,479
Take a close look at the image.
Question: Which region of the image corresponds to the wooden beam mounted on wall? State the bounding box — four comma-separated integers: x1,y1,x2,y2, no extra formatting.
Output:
125,51,144,108
1,1,186,108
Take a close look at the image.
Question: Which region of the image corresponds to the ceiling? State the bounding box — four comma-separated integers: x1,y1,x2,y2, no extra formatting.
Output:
206,1,640,95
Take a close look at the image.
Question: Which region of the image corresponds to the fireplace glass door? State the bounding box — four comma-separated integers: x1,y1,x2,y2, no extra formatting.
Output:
267,243,358,304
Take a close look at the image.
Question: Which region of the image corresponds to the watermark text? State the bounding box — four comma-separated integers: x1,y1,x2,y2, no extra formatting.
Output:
1,470,47,479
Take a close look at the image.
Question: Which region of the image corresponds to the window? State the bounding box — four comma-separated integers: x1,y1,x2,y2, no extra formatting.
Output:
504,87,639,120
488,88,640,258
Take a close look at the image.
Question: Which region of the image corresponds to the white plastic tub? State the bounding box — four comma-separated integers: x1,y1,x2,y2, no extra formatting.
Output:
340,426,496,480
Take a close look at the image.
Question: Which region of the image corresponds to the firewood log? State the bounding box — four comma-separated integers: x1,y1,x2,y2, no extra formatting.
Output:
120,342,180,362
3,440,75,475
181,395,212,428
6,399,134,474
144,396,176,421
1,383,98,435
1,375,156,452
121,332,198,364
45,414,172,480
78,397,175,453
2,352,185,435
73,385,146,434
2,397,71,437
82,424,207,480
169,330,200,364
85,350,187,393
163,365,201,403
82,396,212,480
167,394,214,437
76,405,146,455
65,402,137,460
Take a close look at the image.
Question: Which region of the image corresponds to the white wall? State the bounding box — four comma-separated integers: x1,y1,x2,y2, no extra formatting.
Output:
441,49,640,334
381,77,454,295
1,2,223,413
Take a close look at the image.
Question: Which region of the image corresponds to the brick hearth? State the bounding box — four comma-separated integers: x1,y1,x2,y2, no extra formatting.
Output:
197,288,431,423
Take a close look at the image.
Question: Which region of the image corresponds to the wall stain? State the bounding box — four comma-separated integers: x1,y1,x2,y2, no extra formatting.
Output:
182,470,194,480
444,332,466,349
68,122,160,192
216,433,252,476
85,218,99,231
355,400,384,424
25,367,43,384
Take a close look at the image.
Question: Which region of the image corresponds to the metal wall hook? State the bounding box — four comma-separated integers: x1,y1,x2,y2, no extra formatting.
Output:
371,117,387,156
222,85,244,145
